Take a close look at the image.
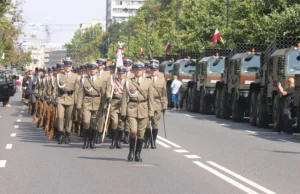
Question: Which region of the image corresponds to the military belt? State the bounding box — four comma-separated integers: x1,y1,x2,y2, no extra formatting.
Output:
60,90,74,95
85,94,100,98
129,99,147,104
154,97,160,99
112,97,122,100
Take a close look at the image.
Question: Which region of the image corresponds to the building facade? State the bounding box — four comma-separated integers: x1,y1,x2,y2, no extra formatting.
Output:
80,19,106,32
106,0,145,28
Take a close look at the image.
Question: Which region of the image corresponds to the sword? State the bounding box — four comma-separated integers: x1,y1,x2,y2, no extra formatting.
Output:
149,119,154,146
163,112,167,138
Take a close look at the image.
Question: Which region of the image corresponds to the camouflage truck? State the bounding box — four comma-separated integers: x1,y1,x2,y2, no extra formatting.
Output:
215,44,267,121
249,37,300,130
187,49,231,113
0,69,18,103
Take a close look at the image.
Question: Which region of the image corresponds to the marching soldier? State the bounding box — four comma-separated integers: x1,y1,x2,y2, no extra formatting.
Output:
77,64,103,149
34,68,46,127
44,67,57,134
121,62,154,162
56,59,80,144
144,62,168,149
27,68,39,115
22,70,32,104
109,67,126,149
96,59,112,144
123,59,134,144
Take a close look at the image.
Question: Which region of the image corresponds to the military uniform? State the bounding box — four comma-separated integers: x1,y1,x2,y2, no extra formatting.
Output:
109,67,126,149
26,71,38,115
121,63,154,162
123,59,134,144
56,60,80,144
77,64,103,149
144,61,168,149
33,69,47,127
96,59,112,143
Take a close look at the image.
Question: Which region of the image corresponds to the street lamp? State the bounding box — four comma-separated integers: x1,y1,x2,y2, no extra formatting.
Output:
226,0,229,48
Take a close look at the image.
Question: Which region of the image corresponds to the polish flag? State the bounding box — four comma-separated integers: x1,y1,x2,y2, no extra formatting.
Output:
211,29,221,43
140,48,145,56
164,40,172,52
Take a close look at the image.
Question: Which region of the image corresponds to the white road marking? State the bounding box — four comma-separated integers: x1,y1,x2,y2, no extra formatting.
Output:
17,119,21,122
0,160,7,168
174,149,189,153
156,140,170,148
22,107,25,110
21,111,24,113
278,139,290,143
14,125,19,128
193,161,259,194
246,130,256,134
184,155,201,159
220,124,230,127
185,114,191,117
5,144,12,149
157,136,181,148
19,115,23,117
207,161,276,194
10,133,16,137
0,116,1,118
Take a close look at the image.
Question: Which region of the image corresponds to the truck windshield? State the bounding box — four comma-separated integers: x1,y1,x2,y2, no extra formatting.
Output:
287,51,300,74
242,55,260,73
180,60,196,76
208,58,225,74
165,63,173,74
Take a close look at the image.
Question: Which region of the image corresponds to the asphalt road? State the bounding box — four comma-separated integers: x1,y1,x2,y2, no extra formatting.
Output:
1,93,300,194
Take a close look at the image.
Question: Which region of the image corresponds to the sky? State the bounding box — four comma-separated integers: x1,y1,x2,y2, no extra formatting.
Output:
22,0,106,44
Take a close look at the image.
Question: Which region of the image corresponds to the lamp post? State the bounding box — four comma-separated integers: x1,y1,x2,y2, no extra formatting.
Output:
145,17,150,58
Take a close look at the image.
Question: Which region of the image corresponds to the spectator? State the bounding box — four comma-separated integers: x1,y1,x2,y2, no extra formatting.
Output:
171,75,182,110
277,77,295,135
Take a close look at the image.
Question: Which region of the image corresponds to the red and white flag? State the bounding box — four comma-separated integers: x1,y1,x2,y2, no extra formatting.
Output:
140,48,144,56
211,29,223,44
164,40,172,52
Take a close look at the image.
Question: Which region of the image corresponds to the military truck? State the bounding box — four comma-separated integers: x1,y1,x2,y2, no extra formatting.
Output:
249,37,300,130
159,60,175,81
171,58,196,85
0,69,18,103
187,49,231,113
215,44,267,121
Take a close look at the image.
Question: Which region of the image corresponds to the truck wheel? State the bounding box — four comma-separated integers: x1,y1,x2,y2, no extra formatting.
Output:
191,86,199,112
249,92,258,126
215,88,221,118
256,93,268,127
272,95,282,131
231,93,243,122
200,89,210,114
220,87,230,119
187,88,192,111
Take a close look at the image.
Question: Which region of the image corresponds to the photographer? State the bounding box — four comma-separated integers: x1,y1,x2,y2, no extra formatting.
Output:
277,78,295,135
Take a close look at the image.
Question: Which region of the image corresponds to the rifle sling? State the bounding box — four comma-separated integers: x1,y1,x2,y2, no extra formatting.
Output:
131,80,147,100
86,77,101,95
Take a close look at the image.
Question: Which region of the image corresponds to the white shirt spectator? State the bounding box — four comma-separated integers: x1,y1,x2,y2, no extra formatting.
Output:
171,79,182,94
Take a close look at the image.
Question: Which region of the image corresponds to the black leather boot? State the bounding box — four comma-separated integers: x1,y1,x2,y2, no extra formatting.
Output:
144,128,150,149
90,130,96,149
151,129,158,149
58,131,63,144
96,132,103,144
124,131,129,144
135,138,143,162
65,132,70,144
116,130,122,149
127,137,135,161
82,130,90,149
31,103,35,115
110,129,117,149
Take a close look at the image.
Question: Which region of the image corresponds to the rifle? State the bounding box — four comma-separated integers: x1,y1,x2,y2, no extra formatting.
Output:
49,104,57,141
44,102,52,136
32,99,39,123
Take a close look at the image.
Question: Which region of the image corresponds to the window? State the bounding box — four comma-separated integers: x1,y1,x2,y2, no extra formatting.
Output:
115,1,123,5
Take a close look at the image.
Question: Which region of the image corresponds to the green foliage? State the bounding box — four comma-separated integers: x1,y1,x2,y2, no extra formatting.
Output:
69,0,300,59
65,24,104,66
